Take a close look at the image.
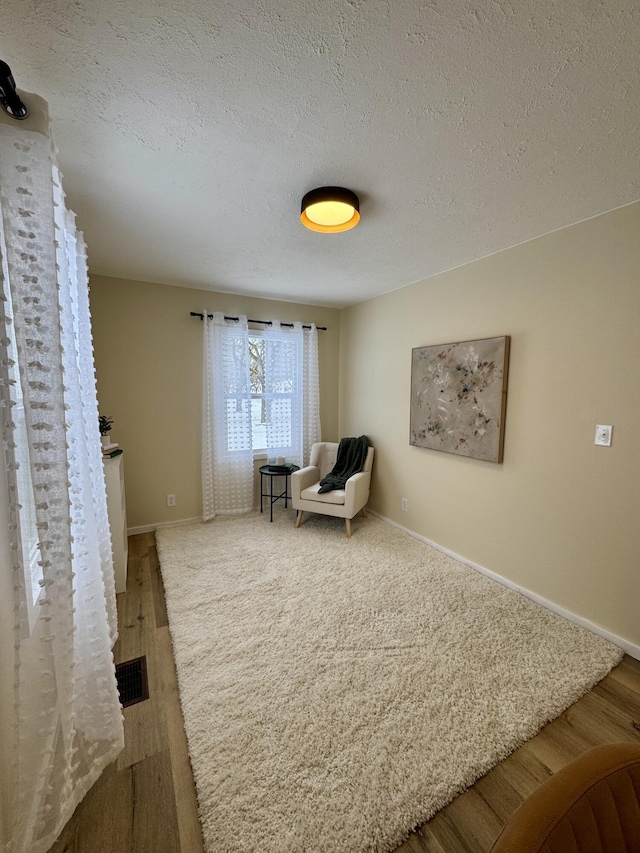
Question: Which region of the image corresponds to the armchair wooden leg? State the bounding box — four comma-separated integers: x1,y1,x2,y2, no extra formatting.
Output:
361,507,367,518
345,518,351,538
295,510,303,528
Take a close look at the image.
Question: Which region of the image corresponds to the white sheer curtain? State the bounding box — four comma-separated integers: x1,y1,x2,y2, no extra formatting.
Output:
202,315,321,519
0,109,123,853
202,312,254,519
301,323,321,466
263,323,302,463
263,322,321,468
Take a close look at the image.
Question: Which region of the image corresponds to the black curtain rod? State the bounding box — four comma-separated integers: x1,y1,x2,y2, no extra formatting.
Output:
0,61,29,120
190,312,327,331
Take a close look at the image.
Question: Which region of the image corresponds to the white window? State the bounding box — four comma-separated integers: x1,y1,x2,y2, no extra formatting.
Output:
249,335,267,451
221,329,302,457
247,331,301,455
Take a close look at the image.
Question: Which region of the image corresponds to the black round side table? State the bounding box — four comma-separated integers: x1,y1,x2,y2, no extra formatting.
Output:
259,464,300,522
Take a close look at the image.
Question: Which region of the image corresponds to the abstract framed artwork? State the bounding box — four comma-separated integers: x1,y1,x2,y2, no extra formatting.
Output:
410,336,510,463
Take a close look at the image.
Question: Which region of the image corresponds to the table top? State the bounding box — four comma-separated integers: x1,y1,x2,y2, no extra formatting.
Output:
259,464,300,475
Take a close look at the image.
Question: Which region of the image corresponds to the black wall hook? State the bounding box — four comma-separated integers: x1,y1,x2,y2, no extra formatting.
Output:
0,61,29,120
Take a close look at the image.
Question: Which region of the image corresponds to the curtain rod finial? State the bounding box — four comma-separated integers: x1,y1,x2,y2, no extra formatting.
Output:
0,61,29,120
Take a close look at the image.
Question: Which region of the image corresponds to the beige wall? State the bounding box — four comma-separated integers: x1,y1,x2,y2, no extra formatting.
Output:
90,277,341,529
339,203,640,649
91,205,639,650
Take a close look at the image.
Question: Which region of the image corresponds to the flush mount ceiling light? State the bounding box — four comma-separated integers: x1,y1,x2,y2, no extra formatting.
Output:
300,186,360,233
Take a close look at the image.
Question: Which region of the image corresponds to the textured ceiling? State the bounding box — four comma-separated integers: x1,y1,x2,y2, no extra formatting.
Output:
3,1,640,307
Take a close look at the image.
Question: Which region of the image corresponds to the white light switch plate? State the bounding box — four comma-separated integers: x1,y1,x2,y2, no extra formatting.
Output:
594,424,613,446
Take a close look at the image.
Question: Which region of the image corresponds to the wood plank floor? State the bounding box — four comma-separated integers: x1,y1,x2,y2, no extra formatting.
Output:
48,532,640,853
47,533,204,853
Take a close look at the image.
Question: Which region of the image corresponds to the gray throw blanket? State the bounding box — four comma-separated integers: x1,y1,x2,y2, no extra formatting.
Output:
318,435,370,493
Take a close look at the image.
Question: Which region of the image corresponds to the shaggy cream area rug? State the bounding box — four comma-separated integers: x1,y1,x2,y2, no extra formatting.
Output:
156,512,622,853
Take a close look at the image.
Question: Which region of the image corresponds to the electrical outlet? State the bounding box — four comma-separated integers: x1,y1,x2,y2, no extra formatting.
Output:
166,494,176,507
594,424,613,447
401,498,408,512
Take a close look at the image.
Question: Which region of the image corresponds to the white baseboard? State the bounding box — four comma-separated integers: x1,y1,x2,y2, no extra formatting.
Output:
369,510,640,662
128,508,268,537
127,516,201,536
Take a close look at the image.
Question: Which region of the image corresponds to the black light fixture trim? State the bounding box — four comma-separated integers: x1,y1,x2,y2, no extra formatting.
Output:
0,61,29,120
300,186,360,233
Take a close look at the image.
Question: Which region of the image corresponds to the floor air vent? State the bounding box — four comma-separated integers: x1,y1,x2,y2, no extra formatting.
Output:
115,656,149,707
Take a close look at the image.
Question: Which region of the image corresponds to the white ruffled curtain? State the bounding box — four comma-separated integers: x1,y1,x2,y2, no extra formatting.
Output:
0,114,123,853
202,312,254,519
202,315,321,519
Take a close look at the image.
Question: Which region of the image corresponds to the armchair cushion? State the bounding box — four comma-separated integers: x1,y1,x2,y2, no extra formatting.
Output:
300,483,346,505
309,443,338,479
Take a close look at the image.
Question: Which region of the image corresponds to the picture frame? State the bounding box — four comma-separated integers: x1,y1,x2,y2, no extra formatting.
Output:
410,335,510,463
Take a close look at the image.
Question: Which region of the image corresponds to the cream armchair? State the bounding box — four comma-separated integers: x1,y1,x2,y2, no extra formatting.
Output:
291,441,374,538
